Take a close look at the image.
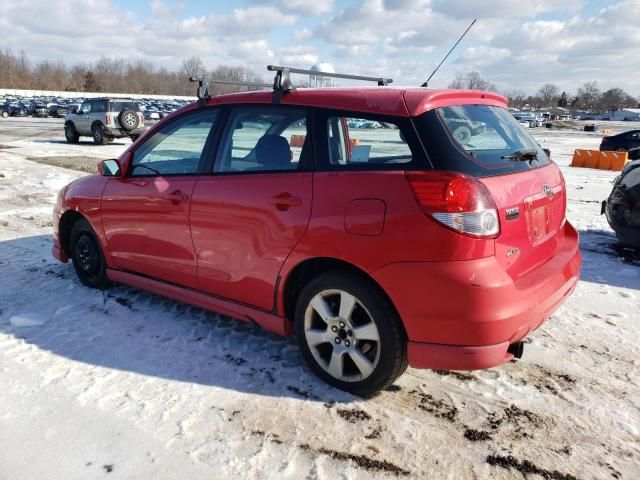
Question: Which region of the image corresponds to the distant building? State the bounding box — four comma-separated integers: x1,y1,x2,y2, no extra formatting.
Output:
309,63,335,87
612,108,640,121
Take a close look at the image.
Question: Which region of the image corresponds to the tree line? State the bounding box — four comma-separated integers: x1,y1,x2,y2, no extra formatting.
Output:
0,49,264,97
2,49,639,113
449,71,639,113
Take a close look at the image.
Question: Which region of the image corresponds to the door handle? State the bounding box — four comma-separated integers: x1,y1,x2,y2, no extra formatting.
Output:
165,190,188,205
270,193,302,211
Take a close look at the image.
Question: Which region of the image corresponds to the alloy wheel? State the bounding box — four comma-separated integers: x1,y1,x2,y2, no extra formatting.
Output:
303,289,381,382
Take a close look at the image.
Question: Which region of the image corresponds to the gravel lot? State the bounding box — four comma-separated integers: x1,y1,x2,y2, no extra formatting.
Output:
0,116,638,479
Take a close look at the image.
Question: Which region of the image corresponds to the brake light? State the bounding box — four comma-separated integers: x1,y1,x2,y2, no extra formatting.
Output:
105,114,111,125
405,171,500,238
602,137,608,143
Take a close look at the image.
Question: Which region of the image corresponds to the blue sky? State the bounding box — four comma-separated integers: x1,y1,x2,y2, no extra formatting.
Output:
1,0,638,95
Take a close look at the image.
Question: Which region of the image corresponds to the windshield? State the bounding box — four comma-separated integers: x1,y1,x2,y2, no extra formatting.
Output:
416,105,551,177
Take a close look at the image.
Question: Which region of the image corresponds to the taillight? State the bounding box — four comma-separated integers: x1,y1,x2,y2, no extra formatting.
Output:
105,114,111,125
602,137,608,143
405,171,500,238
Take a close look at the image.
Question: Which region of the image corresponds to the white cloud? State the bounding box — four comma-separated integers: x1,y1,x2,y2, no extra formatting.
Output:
0,0,638,96
246,0,333,16
293,28,313,41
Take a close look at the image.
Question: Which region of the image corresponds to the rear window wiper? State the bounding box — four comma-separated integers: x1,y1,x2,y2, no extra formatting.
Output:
501,149,538,161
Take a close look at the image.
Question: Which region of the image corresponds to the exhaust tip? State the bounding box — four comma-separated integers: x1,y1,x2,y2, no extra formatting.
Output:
507,341,524,359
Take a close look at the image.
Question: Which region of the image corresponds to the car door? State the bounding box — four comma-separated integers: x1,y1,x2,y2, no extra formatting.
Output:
190,105,313,311
76,101,92,133
101,107,220,288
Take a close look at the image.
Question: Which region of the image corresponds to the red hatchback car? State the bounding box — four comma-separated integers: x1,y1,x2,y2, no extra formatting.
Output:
52,68,581,396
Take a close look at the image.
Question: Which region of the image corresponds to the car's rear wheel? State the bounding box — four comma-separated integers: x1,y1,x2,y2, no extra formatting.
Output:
295,271,407,397
70,218,111,289
65,124,79,143
92,124,107,145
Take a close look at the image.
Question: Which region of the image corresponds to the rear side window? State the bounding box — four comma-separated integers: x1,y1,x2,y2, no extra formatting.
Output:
416,105,551,177
327,116,413,166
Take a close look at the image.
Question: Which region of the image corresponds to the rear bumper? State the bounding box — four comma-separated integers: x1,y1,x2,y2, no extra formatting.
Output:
103,127,145,137
371,221,581,370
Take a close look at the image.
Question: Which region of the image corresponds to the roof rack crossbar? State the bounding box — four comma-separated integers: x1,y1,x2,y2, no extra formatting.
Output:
189,76,272,102
267,65,392,87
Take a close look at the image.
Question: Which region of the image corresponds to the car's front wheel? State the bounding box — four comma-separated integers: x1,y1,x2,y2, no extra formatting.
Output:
295,271,407,397
1,111,8,118
70,218,111,289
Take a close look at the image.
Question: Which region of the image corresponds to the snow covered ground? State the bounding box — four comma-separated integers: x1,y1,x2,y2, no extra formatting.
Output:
0,119,638,479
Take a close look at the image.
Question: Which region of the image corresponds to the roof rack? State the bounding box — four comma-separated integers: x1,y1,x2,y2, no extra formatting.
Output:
189,76,273,104
190,65,393,104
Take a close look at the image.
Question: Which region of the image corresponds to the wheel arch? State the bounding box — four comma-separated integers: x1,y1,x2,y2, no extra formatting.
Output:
91,120,104,130
58,210,87,258
280,256,404,335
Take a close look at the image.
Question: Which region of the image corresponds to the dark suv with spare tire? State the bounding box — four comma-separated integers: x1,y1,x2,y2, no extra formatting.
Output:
64,98,145,145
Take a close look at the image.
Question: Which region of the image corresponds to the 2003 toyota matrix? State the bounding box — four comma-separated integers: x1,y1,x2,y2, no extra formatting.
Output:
52,66,581,396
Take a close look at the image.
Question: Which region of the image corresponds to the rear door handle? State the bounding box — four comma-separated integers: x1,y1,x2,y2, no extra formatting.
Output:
270,193,302,211
165,190,188,205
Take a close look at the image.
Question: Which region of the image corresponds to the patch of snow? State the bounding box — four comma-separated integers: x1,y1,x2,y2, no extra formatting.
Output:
10,313,46,327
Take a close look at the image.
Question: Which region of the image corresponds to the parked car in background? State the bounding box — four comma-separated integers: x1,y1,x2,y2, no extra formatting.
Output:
64,98,145,145
9,104,28,117
602,159,640,249
28,102,48,117
48,104,69,118
52,70,581,396
600,130,640,152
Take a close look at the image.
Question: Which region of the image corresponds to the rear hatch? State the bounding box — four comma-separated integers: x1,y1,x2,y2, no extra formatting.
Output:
415,104,567,279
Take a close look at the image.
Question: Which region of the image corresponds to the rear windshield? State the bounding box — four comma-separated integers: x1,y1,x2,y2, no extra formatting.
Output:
416,105,551,177
110,101,140,112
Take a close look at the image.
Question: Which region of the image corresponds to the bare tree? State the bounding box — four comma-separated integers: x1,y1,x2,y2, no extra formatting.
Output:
448,71,496,92
504,90,527,108
537,83,559,106
575,81,601,111
181,56,206,80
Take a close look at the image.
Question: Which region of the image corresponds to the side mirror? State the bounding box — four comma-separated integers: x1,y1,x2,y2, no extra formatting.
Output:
99,159,122,177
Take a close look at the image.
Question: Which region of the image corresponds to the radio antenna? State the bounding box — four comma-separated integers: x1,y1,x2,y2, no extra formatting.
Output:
421,19,476,87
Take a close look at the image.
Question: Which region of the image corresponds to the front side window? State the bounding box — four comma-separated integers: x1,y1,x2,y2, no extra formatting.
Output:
214,106,308,173
130,109,218,176
80,102,91,114
326,116,413,167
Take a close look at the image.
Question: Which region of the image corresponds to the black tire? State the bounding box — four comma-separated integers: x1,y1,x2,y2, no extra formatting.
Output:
65,123,79,143
70,218,111,289
92,123,107,145
452,125,472,145
119,109,139,131
295,271,407,397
